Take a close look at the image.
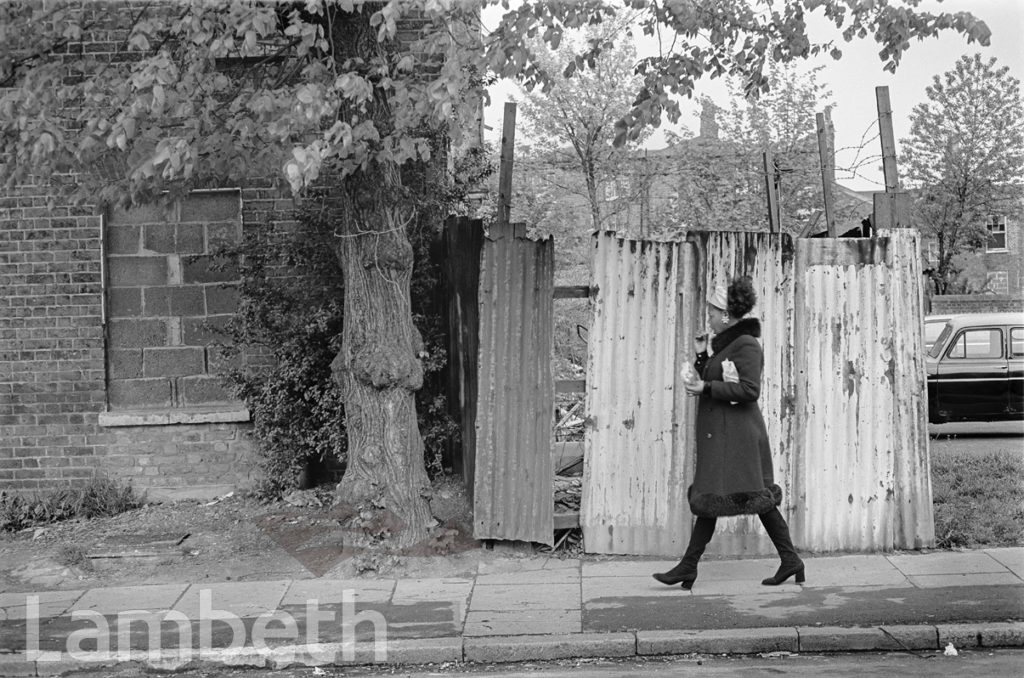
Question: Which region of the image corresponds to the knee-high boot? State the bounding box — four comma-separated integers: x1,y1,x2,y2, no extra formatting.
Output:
759,507,805,585
653,517,716,589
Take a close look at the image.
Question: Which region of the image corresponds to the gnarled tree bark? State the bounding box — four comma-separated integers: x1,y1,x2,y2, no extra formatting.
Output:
328,9,434,548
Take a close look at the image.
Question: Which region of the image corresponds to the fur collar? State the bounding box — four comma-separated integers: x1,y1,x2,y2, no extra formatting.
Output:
711,317,761,354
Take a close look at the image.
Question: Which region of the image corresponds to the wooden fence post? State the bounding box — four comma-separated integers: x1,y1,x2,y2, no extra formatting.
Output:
816,110,837,237
497,102,517,230
763,149,781,233
874,86,911,229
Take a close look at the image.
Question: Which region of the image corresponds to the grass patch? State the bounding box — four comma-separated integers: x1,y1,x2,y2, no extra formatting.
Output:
0,477,143,533
931,448,1024,548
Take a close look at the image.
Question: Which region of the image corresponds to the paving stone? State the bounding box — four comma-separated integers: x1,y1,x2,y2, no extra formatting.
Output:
174,581,290,618
475,567,580,586
469,583,579,612
392,579,472,624
281,579,394,605
0,590,84,620
887,551,1008,576
690,579,805,597
464,632,635,663
70,584,188,615
478,557,578,575
464,609,581,637
983,548,1024,580
583,576,672,602
799,555,910,588
0,653,35,676
637,627,798,655
582,560,679,578
907,573,1024,588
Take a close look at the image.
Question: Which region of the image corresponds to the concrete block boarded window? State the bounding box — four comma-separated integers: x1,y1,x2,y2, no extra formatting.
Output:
104,190,241,411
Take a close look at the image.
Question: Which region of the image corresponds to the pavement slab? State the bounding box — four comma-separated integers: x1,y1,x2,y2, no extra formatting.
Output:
475,567,580,586
173,580,291,618
582,560,679,578
0,590,84,620
887,550,1010,576
469,583,580,612
984,547,1024,580
69,584,188,615
908,572,1024,588
280,579,395,605
464,608,581,637
799,554,910,588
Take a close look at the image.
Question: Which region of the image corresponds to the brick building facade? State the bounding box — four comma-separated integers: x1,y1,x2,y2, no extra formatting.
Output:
1,182,303,499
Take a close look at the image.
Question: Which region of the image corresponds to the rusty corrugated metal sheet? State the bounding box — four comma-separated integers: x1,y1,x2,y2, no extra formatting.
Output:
791,230,933,551
690,231,795,557
582,233,697,555
883,229,934,549
473,222,554,544
442,218,485,497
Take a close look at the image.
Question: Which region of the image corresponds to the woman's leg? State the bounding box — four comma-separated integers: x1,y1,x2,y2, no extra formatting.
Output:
653,517,716,589
759,507,805,585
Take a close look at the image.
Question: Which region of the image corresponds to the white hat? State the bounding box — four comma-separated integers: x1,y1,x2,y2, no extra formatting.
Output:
708,283,728,310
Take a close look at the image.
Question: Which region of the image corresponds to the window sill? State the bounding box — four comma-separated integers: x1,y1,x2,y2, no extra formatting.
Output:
98,409,251,427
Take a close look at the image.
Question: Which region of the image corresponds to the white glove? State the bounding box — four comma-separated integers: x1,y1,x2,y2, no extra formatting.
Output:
722,359,739,404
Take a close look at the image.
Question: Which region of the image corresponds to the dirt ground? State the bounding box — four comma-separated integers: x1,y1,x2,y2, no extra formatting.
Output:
0,476,572,594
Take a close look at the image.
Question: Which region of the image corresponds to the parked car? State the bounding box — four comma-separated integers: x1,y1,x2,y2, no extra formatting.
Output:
924,314,953,351
925,312,1024,423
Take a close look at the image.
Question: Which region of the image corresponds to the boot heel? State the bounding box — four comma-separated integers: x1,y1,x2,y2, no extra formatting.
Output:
795,568,805,584
680,574,696,590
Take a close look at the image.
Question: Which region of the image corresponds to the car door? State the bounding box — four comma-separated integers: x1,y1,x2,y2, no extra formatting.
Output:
934,326,1007,420
1010,326,1024,414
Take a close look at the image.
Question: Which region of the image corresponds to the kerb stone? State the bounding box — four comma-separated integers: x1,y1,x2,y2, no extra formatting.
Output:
464,632,635,663
637,627,798,656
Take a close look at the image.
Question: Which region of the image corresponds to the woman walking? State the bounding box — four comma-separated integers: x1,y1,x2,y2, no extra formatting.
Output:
653,276,804,590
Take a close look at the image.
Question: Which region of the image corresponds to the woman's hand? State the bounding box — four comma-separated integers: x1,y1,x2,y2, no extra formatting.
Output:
684,379,704,397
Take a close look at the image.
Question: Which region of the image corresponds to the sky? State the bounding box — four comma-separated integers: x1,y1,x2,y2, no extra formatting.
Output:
482,0,1024,192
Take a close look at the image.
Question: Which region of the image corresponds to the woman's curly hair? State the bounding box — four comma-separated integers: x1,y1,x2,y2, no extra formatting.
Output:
727,276,757,318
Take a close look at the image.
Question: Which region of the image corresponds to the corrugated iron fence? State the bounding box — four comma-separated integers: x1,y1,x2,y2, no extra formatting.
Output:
444,220,555,545
443,219,931,554
792,229,933,551
581,235,695,555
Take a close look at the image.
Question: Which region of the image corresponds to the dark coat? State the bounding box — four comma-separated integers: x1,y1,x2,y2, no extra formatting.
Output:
688,317,782,518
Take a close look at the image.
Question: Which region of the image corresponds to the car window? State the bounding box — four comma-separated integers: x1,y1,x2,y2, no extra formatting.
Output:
924,322,947,346
945,328,1003,359
928,324,953,359
1012,328,1024,358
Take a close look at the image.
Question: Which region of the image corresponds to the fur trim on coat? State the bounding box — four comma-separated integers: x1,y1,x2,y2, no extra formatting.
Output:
688,483,783,518
710,317,761,354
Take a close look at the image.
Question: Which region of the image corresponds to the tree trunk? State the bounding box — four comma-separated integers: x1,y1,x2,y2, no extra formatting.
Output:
331,164,434,548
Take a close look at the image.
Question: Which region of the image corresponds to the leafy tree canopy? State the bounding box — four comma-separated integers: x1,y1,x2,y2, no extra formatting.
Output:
0,0,992,207
900,53,1024,293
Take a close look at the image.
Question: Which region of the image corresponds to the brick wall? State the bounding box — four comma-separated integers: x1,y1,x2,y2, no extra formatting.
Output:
0,182,268,498
981,216,1023,294
929,294,1024,315
0,185,110,490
